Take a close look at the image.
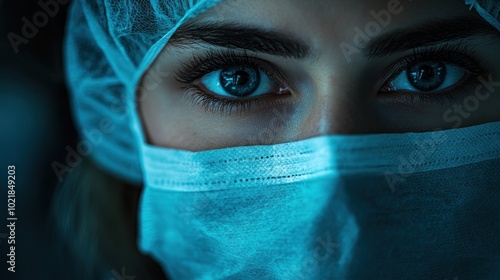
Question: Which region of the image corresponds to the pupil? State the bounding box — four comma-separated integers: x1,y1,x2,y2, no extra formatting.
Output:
233,71,249,86
418,65,434,81
407,61,446,91
220,67,260,97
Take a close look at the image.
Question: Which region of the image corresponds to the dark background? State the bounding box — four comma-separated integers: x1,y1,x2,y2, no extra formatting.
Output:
0,1,77,279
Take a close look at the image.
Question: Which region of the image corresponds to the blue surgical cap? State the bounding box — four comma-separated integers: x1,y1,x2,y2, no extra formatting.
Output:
64,0,500,185
65,0,223,183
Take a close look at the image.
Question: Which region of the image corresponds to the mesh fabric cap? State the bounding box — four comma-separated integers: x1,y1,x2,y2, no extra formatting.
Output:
64,0,223,184
64,0,500,185
467,0,500,30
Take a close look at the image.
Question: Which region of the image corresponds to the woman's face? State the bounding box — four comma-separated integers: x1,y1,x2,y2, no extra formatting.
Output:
139,0,500,151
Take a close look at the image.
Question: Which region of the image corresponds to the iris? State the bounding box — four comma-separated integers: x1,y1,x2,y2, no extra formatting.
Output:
407,61,446,91
220,66,260,97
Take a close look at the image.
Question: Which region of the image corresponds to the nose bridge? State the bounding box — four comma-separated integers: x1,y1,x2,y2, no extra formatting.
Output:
299,73,378,137
319,91,363,135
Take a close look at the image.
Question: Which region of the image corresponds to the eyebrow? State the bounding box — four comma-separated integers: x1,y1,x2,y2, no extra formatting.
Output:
168,21,311,60
365,15,500,58
169,15,499,60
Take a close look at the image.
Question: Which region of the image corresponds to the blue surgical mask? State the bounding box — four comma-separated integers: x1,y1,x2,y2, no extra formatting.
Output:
137,121,500,280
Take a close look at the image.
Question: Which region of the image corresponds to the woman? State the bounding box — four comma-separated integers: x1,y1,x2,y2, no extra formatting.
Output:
53,0,500,279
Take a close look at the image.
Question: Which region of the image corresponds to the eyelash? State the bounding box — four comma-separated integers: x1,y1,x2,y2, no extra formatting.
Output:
175,50,291,114
174,44,490,114
378,43,490,105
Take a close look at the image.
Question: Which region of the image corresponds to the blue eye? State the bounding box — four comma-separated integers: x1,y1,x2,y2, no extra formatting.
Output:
386,61,467,92
200,66,275,98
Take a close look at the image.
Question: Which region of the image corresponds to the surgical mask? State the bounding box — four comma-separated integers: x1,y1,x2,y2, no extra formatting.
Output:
138,121,500,279
63,0,500,278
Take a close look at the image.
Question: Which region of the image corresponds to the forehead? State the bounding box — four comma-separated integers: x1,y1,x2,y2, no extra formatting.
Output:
197,0,470,47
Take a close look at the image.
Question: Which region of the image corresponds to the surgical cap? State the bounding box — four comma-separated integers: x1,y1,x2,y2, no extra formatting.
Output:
64,0,500,185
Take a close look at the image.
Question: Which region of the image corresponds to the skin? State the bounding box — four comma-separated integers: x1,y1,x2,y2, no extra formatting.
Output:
138,0,500,151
